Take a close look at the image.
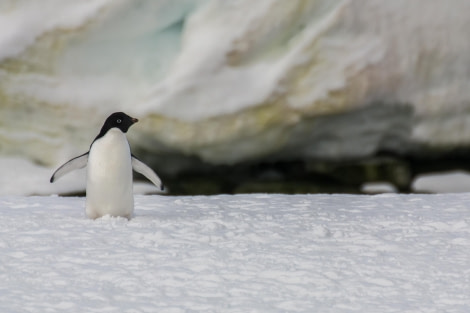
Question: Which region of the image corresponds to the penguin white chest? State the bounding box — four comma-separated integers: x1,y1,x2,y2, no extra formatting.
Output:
86,129,134,219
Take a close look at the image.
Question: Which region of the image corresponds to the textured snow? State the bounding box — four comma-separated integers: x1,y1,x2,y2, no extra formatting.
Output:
1,194,469,312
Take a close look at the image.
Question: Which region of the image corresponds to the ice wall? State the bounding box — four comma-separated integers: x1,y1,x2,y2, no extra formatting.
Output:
1,0,470,168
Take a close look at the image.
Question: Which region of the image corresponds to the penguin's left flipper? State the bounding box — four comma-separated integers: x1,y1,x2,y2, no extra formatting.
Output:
131,155,164,191
50,152,89,183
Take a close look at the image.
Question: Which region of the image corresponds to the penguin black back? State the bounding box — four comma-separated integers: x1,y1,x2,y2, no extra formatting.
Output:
93,112,138,144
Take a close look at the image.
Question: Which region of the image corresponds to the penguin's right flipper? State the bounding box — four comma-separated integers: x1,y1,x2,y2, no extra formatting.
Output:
131,155,164,191
50,152,89,183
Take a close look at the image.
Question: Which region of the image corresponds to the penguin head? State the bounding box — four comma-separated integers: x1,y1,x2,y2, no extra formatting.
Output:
102,112,138,133
94,112,138,142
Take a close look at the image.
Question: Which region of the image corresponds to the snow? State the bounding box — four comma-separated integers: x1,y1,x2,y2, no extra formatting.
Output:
361,182,397,194
413,171,470,193
1,194,469,312
0,1,109,60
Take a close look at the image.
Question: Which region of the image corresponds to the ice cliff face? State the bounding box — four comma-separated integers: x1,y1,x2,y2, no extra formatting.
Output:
1,0,470,170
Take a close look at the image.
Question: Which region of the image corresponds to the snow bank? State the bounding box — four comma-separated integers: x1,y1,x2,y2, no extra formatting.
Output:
0,194,469,312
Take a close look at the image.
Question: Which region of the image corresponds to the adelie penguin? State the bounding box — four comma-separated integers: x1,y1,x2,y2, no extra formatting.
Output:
50,112,164,219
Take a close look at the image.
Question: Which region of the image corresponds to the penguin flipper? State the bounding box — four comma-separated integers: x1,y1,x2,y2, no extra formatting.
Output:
50,152,89,183
131,155,164,191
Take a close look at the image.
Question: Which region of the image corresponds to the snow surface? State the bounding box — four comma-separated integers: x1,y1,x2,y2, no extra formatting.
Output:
1,194,469,312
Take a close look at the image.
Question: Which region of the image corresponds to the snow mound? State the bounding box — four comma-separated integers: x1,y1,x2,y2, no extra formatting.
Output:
0,194,469,312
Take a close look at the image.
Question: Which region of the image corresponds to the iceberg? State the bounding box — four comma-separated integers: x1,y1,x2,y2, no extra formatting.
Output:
1,0,470,178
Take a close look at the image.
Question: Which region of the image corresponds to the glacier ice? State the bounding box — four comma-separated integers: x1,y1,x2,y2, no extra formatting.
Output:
1,0,470,170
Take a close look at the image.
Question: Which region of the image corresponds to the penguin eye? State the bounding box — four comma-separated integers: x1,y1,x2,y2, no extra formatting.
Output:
116,119,122,124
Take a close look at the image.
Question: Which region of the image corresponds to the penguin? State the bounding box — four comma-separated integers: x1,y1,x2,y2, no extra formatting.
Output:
50,112,164,219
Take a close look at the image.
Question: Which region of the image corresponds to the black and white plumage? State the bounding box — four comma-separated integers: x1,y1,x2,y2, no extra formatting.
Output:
50,112,163,219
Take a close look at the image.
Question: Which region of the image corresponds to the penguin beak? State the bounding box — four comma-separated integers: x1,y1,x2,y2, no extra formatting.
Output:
131,117,139,124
